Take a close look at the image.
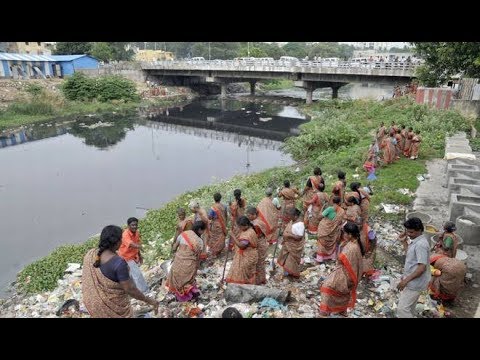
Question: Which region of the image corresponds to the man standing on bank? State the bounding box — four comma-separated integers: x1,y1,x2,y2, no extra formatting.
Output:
396,217,431,318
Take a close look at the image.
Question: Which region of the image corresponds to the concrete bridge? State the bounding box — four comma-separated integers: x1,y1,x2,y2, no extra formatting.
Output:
141,59,418,103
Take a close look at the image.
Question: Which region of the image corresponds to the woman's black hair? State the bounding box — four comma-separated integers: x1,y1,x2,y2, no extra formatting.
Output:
237,215,254,228
192,220,207,236
214,192,222,202
234,189,243,207
314,167,322,176
286,207,301,218
284,180,290,188
350,182,363,204
332,196,341,205
343,221,365,256
94,225,123,268
246,206,258,216
347,196,359,205
305,178,312,188
337,171,346,180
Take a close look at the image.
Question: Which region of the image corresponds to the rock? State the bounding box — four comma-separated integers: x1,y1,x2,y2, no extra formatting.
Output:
224,284,290,304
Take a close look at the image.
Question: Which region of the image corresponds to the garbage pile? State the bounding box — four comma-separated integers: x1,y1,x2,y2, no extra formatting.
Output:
0,220,451,318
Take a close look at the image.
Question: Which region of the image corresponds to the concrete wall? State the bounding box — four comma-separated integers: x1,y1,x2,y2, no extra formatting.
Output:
77,68,146,82
451,100,480,118
415,87,452,109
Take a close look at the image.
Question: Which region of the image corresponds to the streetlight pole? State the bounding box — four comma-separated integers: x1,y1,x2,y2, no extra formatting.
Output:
208,42,211,60
247,42,250,57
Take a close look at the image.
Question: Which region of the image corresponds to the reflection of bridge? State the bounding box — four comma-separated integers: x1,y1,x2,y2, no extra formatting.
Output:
142,117,285,151
142,60,417,104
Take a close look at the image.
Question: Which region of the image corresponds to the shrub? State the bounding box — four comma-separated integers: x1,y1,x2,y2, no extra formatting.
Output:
62,72,97,101
95,75,139,102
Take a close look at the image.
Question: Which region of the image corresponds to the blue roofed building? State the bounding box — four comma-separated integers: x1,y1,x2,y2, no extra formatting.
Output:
0,53,99,78
50,55,99,76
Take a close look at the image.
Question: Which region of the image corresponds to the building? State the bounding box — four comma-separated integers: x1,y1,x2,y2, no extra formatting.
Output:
0,53,98,78
6,42,52,55
134,49,174,61
51,55,99,76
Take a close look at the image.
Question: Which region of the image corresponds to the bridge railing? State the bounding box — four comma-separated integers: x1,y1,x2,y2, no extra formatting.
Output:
140,59,418,73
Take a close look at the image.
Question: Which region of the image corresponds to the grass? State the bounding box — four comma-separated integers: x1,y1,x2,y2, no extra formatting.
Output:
15,97,470,295
0,94,193,132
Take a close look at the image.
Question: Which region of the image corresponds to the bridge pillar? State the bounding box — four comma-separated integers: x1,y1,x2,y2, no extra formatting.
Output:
306,87,314,104
220,83,227,99
249,81,256,95
332,85,341,99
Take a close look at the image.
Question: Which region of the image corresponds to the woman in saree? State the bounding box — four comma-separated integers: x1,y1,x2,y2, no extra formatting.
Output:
429,250,467,302
246,206,268,284
82,225,159,318
304,182,329,235
376,122,386,144
410,130,422,160
276,207,306,278
316,196,346,263
344,195,361,223
433,221,459,259
189,200,210,260
330,171,346,207
394,128,403,159
256,187,279,244
380,132,396,165
279,180,300,230
403,127,414,157
208,192,227,257
318,221,364,317
357,217,376,277
166,220,207,302
350,181,371,224
309,167,325,190
171,208,193,253
229,188,247,241
226,216,258,285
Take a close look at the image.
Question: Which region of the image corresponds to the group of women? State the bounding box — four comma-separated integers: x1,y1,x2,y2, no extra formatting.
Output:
375,121,422,166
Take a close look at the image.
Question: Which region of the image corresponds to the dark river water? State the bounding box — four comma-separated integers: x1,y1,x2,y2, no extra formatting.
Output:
0,98,308,296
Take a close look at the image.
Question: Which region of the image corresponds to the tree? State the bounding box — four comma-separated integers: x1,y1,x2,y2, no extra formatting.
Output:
109,42,134,61
54,42,92,55
91,42,113,62
282,42,308,59
412,42,480,86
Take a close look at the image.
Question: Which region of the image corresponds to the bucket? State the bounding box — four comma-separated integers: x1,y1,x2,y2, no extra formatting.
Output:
431,233,464,249
406,211,433,225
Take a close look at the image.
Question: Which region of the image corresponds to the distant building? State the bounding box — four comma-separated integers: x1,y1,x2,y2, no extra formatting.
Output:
6,42,52,55
134,50,174,61
0,53,98,78
51,55,99,76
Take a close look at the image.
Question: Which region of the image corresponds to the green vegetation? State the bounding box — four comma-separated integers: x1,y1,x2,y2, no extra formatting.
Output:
0,76,190,131
54,42,134,62
62,73,139,102
260,79,294,91
15,97,470,295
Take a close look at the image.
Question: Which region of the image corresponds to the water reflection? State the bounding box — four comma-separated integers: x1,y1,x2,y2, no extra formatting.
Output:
140,98,309,143
68,116,135,150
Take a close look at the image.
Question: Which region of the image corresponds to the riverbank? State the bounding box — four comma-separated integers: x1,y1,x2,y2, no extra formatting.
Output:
1,96,473,317
0,78,197,132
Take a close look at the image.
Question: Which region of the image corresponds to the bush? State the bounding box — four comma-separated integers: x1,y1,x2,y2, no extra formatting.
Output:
62,72,97,101
95,75,139,102
61,73,139,103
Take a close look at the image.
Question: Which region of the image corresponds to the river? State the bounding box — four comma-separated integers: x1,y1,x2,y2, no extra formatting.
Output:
0,98,307,296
